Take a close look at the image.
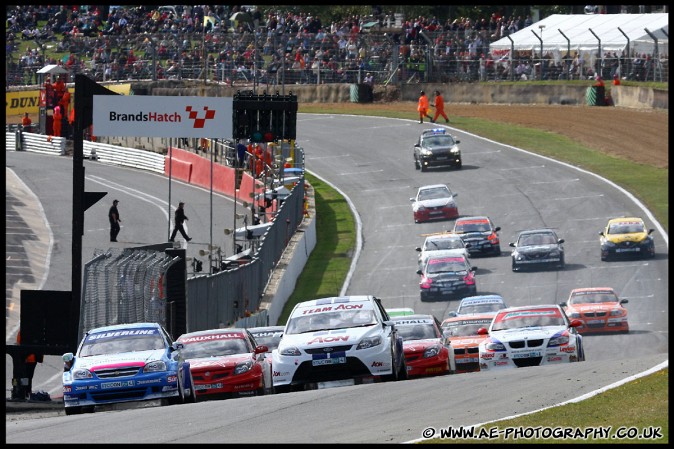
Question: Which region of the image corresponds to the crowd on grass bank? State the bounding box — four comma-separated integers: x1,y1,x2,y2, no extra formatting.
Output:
6,5,668,87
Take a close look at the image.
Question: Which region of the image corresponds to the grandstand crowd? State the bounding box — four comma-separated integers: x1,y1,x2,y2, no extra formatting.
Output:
6,5,667,88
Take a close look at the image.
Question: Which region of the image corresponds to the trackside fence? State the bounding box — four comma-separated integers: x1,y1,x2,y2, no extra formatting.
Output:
10,135,306,337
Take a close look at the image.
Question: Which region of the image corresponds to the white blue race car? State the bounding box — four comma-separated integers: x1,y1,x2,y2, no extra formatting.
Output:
62,322,193,415
272,296,407,392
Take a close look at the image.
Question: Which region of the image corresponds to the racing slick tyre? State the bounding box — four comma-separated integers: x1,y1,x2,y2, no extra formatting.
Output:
420,163,427,172
184,371,197,403
511,260,519,272
274,385,292,394
414,158,420,170
65,406,84,416
456,160,462,169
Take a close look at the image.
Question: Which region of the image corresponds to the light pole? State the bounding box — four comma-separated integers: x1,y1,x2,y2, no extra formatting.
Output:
538,24,546,80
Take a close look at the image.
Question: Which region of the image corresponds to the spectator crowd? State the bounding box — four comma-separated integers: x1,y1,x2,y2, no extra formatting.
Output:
6,5,667,88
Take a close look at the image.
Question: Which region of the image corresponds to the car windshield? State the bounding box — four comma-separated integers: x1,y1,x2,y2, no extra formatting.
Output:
491,310,565,331
455,222,490,233
180,338,249,359
418,188,450,201
442,320,490,337
250,332,283,350
459,303,503,314
396,323,438,341
286,310,377,334
426,258,467,274
519,233,556,246
608,222,644,234
423,136,454,147
425,238,463,250
79,335,165,357
570,292,618,304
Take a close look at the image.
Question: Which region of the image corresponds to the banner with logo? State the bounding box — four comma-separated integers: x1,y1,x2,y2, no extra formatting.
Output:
93,96,233,138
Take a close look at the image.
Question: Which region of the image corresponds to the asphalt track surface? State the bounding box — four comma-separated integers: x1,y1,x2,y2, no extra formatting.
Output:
5,114,668,443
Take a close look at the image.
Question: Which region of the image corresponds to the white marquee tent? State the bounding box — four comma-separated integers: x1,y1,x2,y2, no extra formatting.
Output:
489,14,668,57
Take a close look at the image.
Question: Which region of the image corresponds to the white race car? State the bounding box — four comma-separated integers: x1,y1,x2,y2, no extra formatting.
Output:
272,296,407,392
477,304,585,370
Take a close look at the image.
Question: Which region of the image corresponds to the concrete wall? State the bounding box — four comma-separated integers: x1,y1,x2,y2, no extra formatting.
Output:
131,79,666,110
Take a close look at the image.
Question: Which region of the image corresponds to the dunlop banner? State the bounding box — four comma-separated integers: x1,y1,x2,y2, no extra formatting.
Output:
6,83,131,117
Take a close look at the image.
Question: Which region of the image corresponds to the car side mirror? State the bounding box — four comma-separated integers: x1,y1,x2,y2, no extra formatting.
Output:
569,319,583,328
410,197,415,202
558,238,565,244
620,299,629,305
415,247,422,252
494,226,501,232
454,139,461,144
416,269,422,275
452,193,458,197
509,242,516,247
648,229,655,235
559,302,567,307
255,345,269,354
471,266,478,271
464,242,471,248
63,352,74,363
599,231,605,236
414,144,420,148
172,342,184,351
447,311,457,317
477,327,488,335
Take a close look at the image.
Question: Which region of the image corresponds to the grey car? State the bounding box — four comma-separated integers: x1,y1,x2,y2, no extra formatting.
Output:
510,229,565,271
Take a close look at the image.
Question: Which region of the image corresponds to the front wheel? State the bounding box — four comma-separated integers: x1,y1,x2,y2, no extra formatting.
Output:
65,406,83,416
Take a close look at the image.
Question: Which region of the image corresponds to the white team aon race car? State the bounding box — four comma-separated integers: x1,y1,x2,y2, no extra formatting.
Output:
271,296,407,392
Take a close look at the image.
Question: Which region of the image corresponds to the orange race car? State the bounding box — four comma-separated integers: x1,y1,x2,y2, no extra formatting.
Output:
440,314,494,373
560,287,629,334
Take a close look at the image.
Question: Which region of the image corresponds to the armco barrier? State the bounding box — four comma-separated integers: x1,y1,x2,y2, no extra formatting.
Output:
83,141,165,173
6,131,65,155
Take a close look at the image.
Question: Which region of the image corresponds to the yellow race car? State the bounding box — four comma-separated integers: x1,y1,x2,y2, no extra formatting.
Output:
599,217,655,261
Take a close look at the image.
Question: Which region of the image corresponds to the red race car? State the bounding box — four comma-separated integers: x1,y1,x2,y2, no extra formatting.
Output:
176,328,273,401
391,314,454,377
410,184,459,223
561,287,629,334
441,314,494,373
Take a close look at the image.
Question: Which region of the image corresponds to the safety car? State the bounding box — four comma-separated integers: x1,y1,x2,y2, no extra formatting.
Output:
418,253,477,301
391,314,454,377
61,322,193,415
452,216,502,256
176,328,272,400
410,184,459,223
599,216,655,260
509,228,565,271
272,296,407,393
441,314,494,373
413,127,462,171
560,287,629,334
477,304,585,370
